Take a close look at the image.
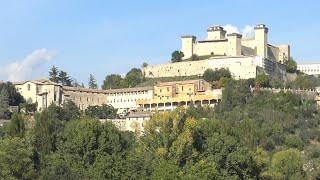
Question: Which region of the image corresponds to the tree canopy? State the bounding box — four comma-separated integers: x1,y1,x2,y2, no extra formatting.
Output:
0,87,10,119
171,51,184,63
203,68,231,83
285,57,297,73
49,66,73,86
88,74,98,89
1,74,320,179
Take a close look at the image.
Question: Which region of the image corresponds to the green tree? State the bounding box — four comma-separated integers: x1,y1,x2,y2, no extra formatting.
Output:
0,82,25,106
171,50,184,63
7,113,25,137
267,149,305,179
58,70,72,86
151,160,181,180
255,73,270,87
85,104,117,119
88,74,98,89
285,57,297,73
53,119,135,179
61,100,81,120
49,66,59,83
125,68,144,87
102,74,124,89
185,159,219,179
142,62,148,68
34,110,62,155
203,68,231,82
0,87,10,119
217,80,252,111
40,153,82,180
0,137,37,179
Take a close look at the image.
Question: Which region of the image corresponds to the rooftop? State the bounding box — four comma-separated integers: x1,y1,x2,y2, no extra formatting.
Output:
63,85,154,94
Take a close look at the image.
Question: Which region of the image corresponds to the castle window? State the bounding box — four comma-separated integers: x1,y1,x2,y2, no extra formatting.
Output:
167,88,169,92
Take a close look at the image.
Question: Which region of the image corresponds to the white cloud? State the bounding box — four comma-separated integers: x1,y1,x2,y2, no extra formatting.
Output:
223,24,240,34
223,24,255,39
0,48,55,82
242,25,255,38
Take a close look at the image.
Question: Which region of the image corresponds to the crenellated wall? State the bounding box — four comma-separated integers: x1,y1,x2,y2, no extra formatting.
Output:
181,24,290,64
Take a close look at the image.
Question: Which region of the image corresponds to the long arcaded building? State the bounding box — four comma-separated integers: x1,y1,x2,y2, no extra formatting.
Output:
14,79,221,114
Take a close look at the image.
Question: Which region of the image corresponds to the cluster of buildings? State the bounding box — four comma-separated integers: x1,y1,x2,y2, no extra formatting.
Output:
14,79,221,114
12,23,319,134
13,79,221,134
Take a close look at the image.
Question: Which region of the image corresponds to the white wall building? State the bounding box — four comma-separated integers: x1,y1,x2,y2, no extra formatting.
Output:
14,79,62,111
297,63,320,75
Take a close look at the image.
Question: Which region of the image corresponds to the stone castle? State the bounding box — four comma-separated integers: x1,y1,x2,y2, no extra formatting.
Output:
181,24,290,62
11,23,294,132
143,24,289,80
13,23,292,114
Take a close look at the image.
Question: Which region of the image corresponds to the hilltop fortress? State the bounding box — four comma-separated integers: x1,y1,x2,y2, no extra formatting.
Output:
12,23,291,115
143,24,289,79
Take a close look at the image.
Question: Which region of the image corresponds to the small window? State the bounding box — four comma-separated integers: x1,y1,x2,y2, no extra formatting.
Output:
27,84,31,91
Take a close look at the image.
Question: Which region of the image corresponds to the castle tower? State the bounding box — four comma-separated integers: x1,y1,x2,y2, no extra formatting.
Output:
207,26,226,40
181,35,196,59
227,33,242,56
254,24,268,58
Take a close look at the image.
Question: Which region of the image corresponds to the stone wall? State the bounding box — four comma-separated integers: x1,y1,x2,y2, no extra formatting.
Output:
143,56,263,80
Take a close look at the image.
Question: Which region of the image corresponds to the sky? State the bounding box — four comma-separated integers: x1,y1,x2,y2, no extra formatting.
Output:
0,0,319,86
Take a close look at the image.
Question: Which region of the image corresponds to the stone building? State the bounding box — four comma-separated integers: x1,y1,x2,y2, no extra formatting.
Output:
143,24,288,80
62,86,109,110
62,86,154,113
14,79,62,111
137,79,222,111
14,79,222,114
181,24,290,63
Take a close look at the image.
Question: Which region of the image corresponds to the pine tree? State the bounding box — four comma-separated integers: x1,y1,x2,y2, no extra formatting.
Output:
58,71,72,86
49,66,59,83
0,87,9,119
88,74,98,89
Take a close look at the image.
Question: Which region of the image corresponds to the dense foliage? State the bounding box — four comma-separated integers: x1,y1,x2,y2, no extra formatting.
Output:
0,82,25,106
1,77,320,179
102,68,144,89
0,87,10,119
85,104,117,119
203,68,231,83
285,58,298,73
